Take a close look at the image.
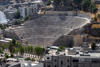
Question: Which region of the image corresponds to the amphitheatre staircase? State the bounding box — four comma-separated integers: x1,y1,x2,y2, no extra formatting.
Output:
12,16,90,47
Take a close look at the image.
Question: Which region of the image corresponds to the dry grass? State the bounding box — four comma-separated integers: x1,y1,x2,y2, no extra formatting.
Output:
89,35,99,39
79,11,95,18
91,24,100,29
46,6,52,7
39,10,45,14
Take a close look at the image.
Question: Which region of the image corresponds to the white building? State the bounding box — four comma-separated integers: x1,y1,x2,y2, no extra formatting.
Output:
18,7,26,18
18,4,37,18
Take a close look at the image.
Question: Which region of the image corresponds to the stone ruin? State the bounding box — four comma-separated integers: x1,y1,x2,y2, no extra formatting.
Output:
3,16,90,47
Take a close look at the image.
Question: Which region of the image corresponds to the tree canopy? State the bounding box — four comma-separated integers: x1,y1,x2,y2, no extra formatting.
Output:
89,2,97,13
91,42,96,50
14,10,20,19
12,38,16,46
34,46,45,56
73,0,82,4
82,0,91,11
46,0,53,5
24,15,29,21
19,45,24,55
13,20,23,25
57,46,65,51
0,24,6,29
53,0,97,13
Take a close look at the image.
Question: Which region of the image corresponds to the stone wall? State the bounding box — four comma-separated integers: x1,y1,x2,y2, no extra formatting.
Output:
3,29,19,40
53,35,74,47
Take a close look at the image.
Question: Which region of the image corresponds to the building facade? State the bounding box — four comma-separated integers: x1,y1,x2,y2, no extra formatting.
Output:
26,4,37,17
18,4,37,18
3,7,17,20
0,0,9,5
44,55,100,67
18,7,27,18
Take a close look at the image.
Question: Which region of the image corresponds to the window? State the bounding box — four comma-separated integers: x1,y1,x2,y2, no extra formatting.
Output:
47,57,49,59
47,65,50,67
67,59,69,62
73,59,79,62
61,61,63,65
55,59,56,62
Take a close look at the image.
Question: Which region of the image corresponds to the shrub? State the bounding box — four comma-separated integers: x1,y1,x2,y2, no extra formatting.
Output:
0,24,6,29
14,10,20,19
11,54,14,57
25,57,31,60
91,42,96,50
93,17,97,21
13,20,23,25
46,0,53,5
0,49,3,53
24,16,29,21
57,46,65,51
31,58,35,61
25,57,35,61
5,53,8,58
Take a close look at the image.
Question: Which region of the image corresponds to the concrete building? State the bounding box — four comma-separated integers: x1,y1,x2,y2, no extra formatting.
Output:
0,0,9,5
18,4,37,18
3,6,17,20
18,6,27,18
44,49,100,67
26,4,37,17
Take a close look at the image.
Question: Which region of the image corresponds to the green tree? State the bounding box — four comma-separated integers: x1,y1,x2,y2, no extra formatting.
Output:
13,20,23,25
34,46,45,57
12,38,16,46
12,47,16,54
54,0,61,5
2,44,5,50
93,17,97,21
24,15,29,21
14,10,20,19
0,24,6,29
27,46,31,53
19,45,24,55
91,42,96,50
89,2,97,13
15,42,19,48
30,45,33,54
57,46,65,51
25,46,28,53
73,0,82,4
8,41,13,53
82,0,91,11
0,49,3,53
15,48,18,54
5,53,8,58
46,0,53,5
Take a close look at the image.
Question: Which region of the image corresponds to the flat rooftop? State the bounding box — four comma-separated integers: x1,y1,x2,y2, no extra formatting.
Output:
46,49,100,58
